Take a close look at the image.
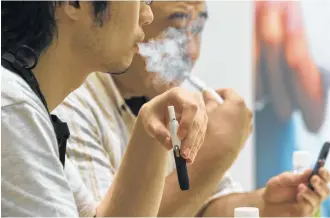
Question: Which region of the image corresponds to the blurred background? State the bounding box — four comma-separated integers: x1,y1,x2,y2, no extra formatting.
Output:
183,0,330,214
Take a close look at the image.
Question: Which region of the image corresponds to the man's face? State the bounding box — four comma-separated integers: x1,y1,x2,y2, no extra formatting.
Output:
117,1,207,97
144,1,207,65
70,1,153,74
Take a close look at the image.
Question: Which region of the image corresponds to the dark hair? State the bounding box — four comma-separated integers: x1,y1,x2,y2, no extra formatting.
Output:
1,1,108,56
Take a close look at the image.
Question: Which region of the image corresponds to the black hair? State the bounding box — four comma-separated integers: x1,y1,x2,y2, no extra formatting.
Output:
1,1,108,56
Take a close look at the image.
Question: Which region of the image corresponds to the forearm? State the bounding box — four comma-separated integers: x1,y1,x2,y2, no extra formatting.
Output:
264,44,294,121
158,147,239,217
292,64,328,132
97,118,168,217
202,188,265,217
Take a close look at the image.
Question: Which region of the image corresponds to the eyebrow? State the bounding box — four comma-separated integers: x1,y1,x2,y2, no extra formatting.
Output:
168,11,208,20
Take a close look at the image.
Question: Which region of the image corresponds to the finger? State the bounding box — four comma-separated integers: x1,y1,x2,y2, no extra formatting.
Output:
146,117,172,150
296,192,314,217
298,183,320,213
275,172,304,187
300,168,314,181
310,175,330,201
202,90,219,104
176,101,198,141
165,88,199,140
217,89,245,106
189,122,206,163
180,121,200,161
180,108,206,162
319,167,330,182
203,91,219,113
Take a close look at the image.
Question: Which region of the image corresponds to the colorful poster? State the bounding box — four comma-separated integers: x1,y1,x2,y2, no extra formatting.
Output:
254,1,330,214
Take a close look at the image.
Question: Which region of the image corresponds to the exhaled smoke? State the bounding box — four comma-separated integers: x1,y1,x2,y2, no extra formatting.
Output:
138,17,205,86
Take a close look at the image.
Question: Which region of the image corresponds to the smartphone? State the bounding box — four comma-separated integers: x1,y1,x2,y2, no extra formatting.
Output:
308,142,330,191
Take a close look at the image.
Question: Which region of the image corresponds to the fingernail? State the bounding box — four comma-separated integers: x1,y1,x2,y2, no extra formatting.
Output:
190,149,196,161
165,137,172,149
312,177,318,184
190,155,195,163
183,148,191,158
178,130,187,140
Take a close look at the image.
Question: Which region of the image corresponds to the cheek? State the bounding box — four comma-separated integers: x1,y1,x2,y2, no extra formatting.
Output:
193,37,201,60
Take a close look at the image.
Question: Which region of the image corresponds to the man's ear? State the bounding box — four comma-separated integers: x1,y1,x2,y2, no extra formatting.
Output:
63,1,81,21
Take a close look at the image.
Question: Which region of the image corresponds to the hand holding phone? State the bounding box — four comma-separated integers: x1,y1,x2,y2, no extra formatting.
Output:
308,142,330,191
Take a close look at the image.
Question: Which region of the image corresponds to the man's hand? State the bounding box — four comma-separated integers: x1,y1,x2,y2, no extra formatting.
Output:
262,168,330,216
139,87,208,163
157,88,253,217
198,89,253,165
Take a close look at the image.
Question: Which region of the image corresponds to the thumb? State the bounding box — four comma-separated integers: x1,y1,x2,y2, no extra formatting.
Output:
203,90,219,112
202,90,215,102
145,117,172,150
276,170,312,187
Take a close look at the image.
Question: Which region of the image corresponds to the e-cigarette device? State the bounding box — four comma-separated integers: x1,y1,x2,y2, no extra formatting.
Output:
168,106,189,190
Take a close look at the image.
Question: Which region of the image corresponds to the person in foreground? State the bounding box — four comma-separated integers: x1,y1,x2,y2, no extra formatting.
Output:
54,1,330,217
0,1,226,217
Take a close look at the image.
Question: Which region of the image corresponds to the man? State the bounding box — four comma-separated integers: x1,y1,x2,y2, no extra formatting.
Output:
54,1,329,217
2,1,230,217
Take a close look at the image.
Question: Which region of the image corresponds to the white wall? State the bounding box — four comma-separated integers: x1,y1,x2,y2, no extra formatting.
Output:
183,1,255,191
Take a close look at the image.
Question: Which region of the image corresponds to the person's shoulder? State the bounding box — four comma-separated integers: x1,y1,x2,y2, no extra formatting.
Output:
1,66,56,149
1,70,80,217
1,66,46,114
66,72,114,104
54,72,116,118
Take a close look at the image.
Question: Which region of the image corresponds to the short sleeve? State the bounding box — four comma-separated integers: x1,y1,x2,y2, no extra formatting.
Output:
1,102,79,217
196,172,244,216
65,157,98,217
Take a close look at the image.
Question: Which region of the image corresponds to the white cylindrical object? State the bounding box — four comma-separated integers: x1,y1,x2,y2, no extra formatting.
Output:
234,207,259,217
293,151,312,170
168,106,181,149
205,88,224,104
187,75,223,104
168,106,176,120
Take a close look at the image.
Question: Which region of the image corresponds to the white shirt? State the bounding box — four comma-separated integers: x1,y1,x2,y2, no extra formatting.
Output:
1,67,97,217
54,72,243,211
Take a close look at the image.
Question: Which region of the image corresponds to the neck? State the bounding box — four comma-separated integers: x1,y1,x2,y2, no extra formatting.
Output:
112,73,170,100
112,75,139,99
33,42,91,111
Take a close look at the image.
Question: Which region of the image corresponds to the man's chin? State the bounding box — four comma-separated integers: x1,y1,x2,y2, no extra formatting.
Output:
170,80,183,87
108,67,130,75
156,80,180,92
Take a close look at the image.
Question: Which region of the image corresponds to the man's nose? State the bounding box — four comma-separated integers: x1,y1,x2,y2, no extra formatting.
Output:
140,4,154,26
185,36,198,62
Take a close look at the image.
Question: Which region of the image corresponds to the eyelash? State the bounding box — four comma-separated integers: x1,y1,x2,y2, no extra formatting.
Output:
170,13,191,20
